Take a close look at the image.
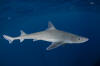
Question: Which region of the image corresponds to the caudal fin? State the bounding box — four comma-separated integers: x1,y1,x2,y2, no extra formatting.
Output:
3,35,14,44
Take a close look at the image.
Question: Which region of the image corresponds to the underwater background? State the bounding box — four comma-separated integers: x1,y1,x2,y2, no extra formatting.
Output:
0,0,100,66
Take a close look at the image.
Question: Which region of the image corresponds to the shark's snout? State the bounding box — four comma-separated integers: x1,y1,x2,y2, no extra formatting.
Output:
84,38,89,42
73,37,89,43
80,37,89,43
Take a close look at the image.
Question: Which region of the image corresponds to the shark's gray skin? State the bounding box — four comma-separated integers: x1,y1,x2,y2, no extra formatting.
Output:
3,22,89,50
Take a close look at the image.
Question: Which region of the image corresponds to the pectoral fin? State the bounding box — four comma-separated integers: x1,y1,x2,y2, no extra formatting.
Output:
46,42,64,51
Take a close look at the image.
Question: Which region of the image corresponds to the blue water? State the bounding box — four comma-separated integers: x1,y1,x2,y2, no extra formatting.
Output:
0,0,100,66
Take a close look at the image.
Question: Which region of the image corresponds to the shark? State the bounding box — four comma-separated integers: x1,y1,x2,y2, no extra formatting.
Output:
3,21,89,50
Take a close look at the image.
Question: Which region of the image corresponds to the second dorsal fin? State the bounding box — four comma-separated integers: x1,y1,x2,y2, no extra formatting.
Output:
48,21,56,30
20,30,27,36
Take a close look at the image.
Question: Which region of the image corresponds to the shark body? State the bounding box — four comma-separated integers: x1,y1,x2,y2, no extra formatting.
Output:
3,22,89,50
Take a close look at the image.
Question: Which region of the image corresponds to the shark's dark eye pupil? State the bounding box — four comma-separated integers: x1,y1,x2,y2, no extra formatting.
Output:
79,38,80,40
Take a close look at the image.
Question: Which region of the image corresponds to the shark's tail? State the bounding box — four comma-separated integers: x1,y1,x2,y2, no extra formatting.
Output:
3,35,14,44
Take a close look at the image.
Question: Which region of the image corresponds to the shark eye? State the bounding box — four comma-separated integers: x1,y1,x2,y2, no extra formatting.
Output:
78,38,81,40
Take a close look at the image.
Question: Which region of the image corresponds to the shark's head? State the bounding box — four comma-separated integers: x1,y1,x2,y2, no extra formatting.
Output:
70,35,89,43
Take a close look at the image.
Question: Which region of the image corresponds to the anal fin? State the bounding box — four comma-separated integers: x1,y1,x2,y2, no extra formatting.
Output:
20,39,24,43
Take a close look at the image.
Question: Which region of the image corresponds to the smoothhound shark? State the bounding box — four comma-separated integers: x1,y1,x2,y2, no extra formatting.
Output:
3,21,89,50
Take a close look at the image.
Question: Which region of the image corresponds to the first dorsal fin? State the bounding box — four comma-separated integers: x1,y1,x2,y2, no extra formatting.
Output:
48,21,56,30
20,30,27,36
